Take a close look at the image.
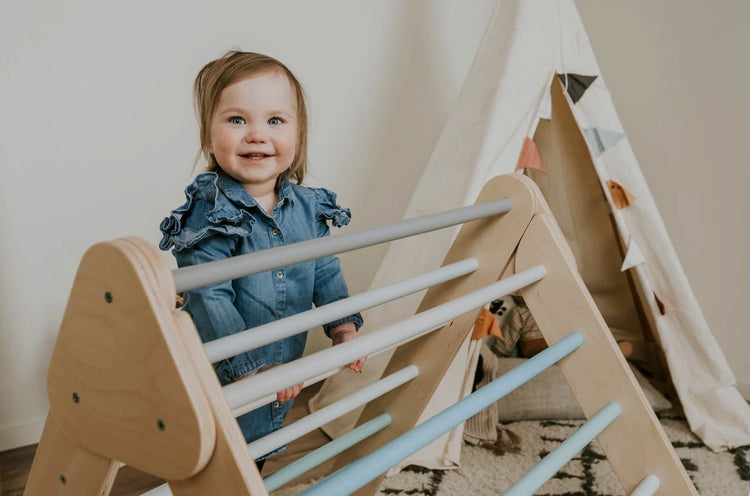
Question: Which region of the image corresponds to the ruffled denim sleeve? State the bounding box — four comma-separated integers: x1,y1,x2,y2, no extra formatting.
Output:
159,172,256,252
313,187,352,229
310,187,363,334
159,172,264,384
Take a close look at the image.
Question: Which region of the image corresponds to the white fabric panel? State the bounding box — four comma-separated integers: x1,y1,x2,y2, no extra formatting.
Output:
311,0,750,464
309,0,553,469
554,2,750,450
385,335,482,475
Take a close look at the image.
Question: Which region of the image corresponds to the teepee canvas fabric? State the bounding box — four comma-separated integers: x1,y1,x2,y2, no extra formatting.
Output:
309,0,750,465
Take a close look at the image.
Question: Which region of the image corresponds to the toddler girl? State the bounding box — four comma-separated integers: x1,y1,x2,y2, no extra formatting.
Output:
159,50,365,467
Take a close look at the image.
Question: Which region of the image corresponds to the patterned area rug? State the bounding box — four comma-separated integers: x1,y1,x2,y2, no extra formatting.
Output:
277,416,749,495
376,416,750,496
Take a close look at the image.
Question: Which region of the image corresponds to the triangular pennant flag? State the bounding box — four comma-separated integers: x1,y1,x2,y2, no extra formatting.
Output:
471,307,503,341
654,292,667,315
515,137,546,173
606,180,636,209
557,73,598,104
621,238,646,271
584,128,626,157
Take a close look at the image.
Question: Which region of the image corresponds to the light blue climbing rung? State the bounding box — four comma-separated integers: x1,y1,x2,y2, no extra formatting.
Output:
298,332,584,496
502,402,622,496
630,474,661,496
263,413,392,492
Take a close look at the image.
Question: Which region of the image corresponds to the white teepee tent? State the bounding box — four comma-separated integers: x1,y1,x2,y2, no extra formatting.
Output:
309,0,750,467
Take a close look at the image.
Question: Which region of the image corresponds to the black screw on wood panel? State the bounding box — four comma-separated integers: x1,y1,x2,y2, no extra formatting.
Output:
157,419,166,431
59,474,67,485
72,392,80,403
105,292,113,303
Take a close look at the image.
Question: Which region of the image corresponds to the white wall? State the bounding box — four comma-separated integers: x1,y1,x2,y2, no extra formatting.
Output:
0,0,496,450
575,0,750,399
0,0,747,451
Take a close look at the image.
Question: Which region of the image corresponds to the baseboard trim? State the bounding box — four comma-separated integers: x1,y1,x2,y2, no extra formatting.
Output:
0,416,45,452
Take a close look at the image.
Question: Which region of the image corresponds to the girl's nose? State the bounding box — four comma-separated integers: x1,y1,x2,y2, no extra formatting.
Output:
245,126,267,143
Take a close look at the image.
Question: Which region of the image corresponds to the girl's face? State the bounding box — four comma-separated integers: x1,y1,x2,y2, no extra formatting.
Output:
208,70,298,194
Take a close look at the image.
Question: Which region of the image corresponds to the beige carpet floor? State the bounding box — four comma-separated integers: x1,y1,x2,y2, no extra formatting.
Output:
273,415,750,496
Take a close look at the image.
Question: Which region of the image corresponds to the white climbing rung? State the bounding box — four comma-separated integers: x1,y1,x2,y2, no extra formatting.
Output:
221,265,547,410
173,199,511,292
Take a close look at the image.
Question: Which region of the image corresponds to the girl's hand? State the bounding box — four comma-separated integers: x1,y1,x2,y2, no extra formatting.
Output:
277,382,304,403
234,366,304,403
330,323,366,373
263,364,304,403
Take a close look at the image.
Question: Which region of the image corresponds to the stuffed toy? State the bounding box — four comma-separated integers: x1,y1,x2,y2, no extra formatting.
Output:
485,296,632,359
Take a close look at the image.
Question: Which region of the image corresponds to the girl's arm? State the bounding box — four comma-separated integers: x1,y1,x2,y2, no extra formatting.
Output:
175,237,262,382
313,256,365,373
181,240,305,402
329,322,366,373
312,188,365,372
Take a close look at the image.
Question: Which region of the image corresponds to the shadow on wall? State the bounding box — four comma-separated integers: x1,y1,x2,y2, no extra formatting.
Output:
338,2,464,294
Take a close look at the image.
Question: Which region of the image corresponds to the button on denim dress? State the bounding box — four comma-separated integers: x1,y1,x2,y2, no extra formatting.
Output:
159,170,363,459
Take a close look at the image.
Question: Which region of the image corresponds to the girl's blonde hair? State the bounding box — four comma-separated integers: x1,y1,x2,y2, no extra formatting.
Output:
193,50,308,185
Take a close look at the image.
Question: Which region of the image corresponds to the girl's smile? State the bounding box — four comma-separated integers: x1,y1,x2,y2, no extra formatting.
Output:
242,153,272,161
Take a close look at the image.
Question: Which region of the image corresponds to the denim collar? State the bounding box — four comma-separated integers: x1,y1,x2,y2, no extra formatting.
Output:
277,176,295,206
215,170,296,210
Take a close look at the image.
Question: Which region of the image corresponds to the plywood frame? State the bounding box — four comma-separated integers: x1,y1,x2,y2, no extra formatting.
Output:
24,174,697,496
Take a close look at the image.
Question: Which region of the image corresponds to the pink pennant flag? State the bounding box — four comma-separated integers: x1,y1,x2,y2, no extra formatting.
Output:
515,138,546,173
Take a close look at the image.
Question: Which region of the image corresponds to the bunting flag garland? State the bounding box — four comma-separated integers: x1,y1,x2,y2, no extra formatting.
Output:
515,137,546,173
621,238,646,271
557,73,598,104
584,127,626,157
606,180,636,209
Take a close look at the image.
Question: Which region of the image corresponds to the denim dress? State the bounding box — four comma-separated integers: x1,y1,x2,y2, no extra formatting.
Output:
159,170,363,460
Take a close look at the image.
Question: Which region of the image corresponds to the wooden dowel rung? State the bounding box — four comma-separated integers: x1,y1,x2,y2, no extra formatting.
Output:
231,346,395,418
298,333,583,496
503,402,622,496
173,199,511,292
630,474,661,496
263,414,392,492
248,366,418,459
205,258,479,363
222,265,547,410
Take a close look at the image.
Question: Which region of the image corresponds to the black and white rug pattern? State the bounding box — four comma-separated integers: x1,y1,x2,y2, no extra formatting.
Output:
373,416,750,496
275,416,749,495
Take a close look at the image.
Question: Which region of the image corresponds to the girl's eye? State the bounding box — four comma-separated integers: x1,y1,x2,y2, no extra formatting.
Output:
229,116,245,125
268,117,282,125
